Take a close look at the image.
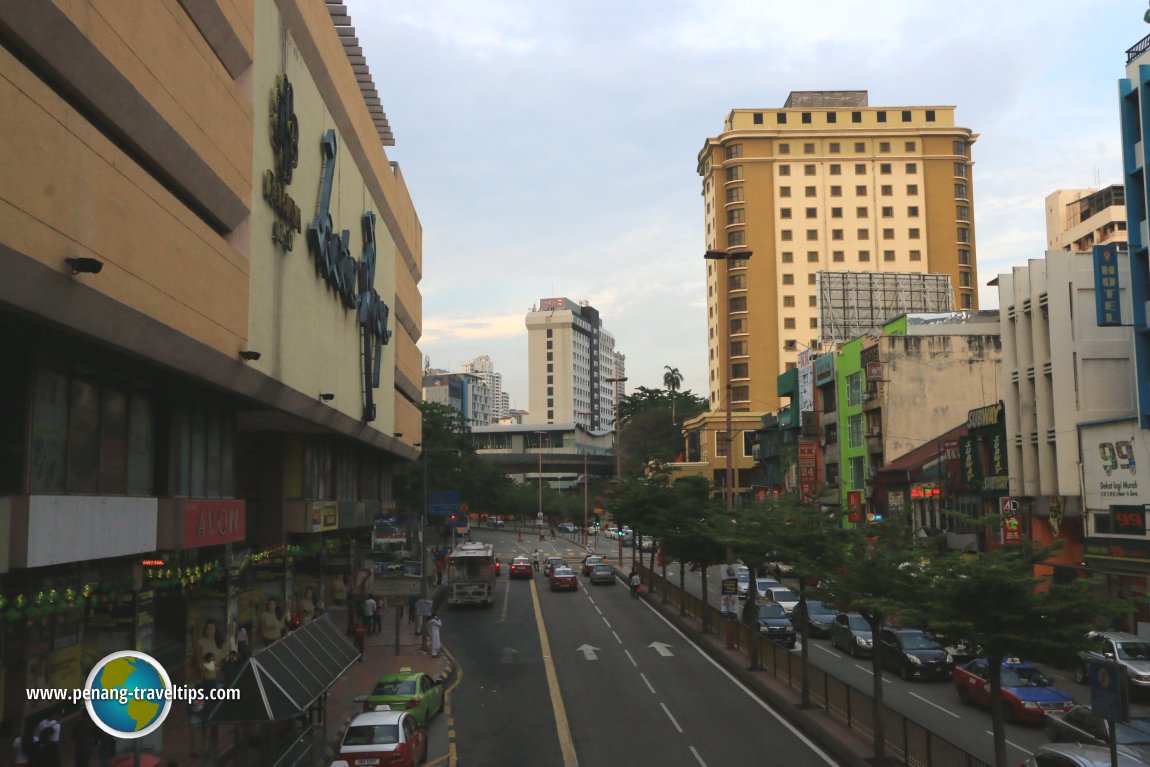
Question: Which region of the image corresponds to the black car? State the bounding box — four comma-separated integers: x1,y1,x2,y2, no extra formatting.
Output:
793,600,838,638
754,601,796,648
830,613,874,658
878,627,954,681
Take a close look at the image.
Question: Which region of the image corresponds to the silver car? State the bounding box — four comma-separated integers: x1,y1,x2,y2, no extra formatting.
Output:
1076,631,1150,689
589,564,615,585
1023,742,1150,766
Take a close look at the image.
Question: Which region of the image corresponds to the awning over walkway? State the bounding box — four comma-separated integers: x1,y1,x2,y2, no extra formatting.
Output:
208,615,359,724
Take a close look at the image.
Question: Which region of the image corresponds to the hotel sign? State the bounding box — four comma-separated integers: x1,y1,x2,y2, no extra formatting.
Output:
1093,243,1122,327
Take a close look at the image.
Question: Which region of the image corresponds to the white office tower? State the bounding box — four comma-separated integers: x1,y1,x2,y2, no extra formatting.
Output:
525,298,624,428
463,355,508,422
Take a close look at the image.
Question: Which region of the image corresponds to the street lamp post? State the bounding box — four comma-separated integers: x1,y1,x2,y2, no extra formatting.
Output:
704,249,752,511
604,376,627,564
706,248,753,652
534,431,547,540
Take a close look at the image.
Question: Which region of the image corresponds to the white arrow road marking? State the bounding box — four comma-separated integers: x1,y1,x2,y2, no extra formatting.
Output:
577,644,600,661
500,647,518,664
649,641,674,657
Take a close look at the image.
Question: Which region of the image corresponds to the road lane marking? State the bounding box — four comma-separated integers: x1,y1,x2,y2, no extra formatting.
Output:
635,597,839,767
624,649,638,667
530,578,579,767
640,672,656,694
856,664,891,681
690,746,708,766
814,643,842,658
984,733,1033,754
661,702,684,733
612,631,622,644
441,648,464,767
908,691,960,719
602,616,612,629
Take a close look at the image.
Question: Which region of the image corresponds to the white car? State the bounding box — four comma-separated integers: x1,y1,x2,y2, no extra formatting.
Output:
763,586,800,615
338,709,427,767
754,578,781,599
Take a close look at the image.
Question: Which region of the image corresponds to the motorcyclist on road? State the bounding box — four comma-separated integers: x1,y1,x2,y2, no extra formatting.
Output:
629,570,641,598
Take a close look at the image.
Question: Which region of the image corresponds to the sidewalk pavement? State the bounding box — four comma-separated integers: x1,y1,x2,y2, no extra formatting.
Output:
151,608,452,767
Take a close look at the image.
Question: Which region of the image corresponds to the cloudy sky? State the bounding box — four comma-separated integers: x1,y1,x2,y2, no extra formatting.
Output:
347,0,1138,410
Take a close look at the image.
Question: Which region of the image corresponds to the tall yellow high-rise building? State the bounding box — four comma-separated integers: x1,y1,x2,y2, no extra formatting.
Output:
698,91,979,416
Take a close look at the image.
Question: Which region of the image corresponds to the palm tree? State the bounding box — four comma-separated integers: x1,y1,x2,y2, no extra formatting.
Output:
663,366,682,426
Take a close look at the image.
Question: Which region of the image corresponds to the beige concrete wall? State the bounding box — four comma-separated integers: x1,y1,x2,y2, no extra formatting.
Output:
880,334,1002,462
0,39,250,353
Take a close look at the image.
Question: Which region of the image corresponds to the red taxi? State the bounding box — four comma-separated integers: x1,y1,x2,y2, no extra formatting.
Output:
952,658,1074,724
509,556,533,579
549,566,578,591
338,709,427,767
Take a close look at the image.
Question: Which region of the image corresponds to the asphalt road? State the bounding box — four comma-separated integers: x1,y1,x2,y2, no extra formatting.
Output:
447,530,844,766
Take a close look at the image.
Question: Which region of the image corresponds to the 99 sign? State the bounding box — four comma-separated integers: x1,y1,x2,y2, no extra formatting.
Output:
1099,440,1137,477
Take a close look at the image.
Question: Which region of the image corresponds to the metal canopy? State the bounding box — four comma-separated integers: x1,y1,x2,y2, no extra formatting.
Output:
208,616,359,724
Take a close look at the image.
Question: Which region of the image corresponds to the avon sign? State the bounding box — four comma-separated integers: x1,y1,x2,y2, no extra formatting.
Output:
183,500,246,548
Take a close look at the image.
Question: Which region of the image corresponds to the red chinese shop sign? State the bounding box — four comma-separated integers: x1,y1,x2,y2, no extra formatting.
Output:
183,499,246,548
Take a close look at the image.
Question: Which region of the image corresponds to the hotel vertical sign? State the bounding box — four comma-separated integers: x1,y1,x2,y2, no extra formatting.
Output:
1093,243,1122,327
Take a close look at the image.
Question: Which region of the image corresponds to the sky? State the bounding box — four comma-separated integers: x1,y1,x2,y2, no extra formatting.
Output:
347,0,1141,411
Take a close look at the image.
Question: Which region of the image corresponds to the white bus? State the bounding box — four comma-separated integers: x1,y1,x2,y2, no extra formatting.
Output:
447,541,496,606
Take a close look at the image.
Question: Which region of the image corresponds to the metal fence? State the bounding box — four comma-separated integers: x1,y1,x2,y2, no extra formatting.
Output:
642,565,992,767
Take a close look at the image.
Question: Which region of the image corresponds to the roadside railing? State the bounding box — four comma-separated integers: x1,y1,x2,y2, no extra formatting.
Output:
639,565,992,767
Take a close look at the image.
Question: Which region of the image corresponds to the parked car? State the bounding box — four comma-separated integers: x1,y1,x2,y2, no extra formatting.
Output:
753,578,781,600
363,668,445,725
509,556,533,579
793,600,838,637
830,613,874,658
1047,704,1150,749
556,522,577,533
338,710,428,767
762,587,799,615
549,566,578,591
951,658,1074,724
484,518,505,528
878,627,954,681
754,601,796,648
589,564,616,585
543,556,567,577
1022,742,1150,766
729,566,751,599
1075,631,1150,691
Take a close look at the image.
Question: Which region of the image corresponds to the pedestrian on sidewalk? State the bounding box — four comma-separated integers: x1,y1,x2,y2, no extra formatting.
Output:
407,595,417,624
362,595,377,636
72,714,95,767
374,595,385,634
428,613,442,658
27,727,60,767
630,570,641,598
353,619,366,661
